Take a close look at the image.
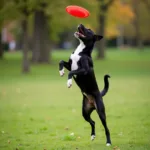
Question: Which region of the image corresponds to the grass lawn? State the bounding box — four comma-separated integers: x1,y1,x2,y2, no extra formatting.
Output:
0,49,150,150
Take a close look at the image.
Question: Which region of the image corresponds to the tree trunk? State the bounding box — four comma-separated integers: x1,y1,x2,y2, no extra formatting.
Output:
32,10,50,63
22,19,30,73
133,0,143,50
32,11,41,63
0,32,3,59
38,13,50,63
97,8,107,59
96,0,115,59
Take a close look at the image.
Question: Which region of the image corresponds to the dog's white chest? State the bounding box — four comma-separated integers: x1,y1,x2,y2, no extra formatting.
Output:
70,41,85,71
71,54,81,70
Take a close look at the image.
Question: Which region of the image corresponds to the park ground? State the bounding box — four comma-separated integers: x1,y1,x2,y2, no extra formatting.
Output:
0,49,150,150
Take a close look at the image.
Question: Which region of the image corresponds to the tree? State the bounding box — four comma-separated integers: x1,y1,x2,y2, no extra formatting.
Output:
32,2,50,63
107,0,134,48
132,0,143,49
0,0,31,72
14,0,31,73
143,0,150,11
22,19,30,73
96,0,115,59
123,0,150,47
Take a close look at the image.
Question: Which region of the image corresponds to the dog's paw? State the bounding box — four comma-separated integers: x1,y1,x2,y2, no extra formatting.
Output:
106,143,111,146
91,135,96,141
59,68,64,77
67,79,72,88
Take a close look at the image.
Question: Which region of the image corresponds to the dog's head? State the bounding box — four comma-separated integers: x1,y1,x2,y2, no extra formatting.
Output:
74,24,103,44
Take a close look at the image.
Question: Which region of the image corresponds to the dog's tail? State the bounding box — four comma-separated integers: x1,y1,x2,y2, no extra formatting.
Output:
101,74,110,97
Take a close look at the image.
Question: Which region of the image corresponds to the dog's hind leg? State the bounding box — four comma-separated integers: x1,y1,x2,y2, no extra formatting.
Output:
82,96,96,141
95,94,111,146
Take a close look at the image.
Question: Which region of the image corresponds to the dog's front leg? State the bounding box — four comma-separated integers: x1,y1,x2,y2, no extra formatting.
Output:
67,68,87,88
67,57,90,88
59,60,71,77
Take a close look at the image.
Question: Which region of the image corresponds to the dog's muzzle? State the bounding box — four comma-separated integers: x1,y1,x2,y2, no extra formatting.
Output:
74,32,85,38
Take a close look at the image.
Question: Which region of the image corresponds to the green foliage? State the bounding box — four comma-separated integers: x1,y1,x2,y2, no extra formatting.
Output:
0,0,99,41
1,0,149,41
45,0,98,41
0,1,19,29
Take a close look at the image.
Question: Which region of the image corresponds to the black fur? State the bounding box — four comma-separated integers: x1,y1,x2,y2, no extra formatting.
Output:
59,24,111,145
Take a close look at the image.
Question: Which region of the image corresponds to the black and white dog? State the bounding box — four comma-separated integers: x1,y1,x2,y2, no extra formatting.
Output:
59,24,111,146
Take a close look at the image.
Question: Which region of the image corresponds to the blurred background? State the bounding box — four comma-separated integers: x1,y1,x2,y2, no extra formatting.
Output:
0,0,150,72
0,0,150,149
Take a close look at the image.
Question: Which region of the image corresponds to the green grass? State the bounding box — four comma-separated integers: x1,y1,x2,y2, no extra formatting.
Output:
0,49,150,150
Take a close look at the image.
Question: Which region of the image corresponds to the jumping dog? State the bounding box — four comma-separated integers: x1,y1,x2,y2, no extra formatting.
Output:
59,24,111,146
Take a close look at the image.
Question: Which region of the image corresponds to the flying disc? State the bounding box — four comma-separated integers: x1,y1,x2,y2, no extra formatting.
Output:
66,5,90,18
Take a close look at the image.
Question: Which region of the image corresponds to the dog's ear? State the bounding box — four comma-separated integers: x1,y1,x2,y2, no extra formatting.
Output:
94,35,103,41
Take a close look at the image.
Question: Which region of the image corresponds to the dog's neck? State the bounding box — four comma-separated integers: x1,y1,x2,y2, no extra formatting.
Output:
73,40,93,57
73,40,85,55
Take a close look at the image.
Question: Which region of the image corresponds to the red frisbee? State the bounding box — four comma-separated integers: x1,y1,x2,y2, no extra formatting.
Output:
66,5,90,18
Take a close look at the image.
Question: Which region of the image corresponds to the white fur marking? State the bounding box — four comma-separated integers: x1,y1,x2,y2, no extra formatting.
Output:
59,68,64,76
74,32,79,39
106,143,111,146
91,135,96,141
70,41,85,71
67,79,72,88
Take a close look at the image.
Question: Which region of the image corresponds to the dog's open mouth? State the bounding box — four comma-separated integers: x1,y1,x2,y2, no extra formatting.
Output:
76,28,85,37
75,32,85,37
